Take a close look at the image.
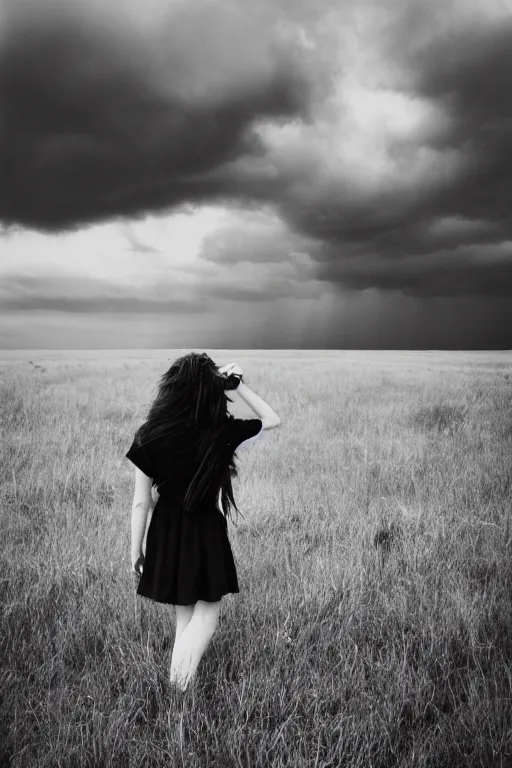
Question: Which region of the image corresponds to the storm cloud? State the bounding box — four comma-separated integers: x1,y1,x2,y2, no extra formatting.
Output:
0,0,312,231
2,0,512,311
201,2,512,299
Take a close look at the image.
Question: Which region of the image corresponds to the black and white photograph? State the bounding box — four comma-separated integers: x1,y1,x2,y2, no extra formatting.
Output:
1,0,511,765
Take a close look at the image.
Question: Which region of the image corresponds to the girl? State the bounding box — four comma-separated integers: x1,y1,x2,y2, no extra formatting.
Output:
125,352,281,692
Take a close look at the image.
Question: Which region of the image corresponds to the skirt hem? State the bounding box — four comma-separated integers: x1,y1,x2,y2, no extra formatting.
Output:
136,587,240,606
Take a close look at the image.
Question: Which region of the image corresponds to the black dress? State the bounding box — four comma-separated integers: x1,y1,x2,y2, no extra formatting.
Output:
125,415,263,605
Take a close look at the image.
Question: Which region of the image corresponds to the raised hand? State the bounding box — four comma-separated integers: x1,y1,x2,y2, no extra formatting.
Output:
228,363,243,378
218,362,243,378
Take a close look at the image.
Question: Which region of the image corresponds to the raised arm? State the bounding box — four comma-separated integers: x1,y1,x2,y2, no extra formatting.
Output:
236,380,281,429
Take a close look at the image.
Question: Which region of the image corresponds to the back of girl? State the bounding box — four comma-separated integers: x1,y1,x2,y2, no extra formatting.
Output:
125,351,281,692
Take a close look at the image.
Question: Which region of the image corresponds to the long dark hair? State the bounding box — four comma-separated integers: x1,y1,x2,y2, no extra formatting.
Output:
137,352,244,523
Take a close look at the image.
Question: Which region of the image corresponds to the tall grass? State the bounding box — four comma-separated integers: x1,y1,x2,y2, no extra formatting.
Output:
1,350,511,767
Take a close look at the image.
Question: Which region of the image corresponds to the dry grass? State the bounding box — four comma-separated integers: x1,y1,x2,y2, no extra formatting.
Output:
1,349,512,768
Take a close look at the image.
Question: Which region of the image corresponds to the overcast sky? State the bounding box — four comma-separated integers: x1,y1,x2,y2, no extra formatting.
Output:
1,0,512,349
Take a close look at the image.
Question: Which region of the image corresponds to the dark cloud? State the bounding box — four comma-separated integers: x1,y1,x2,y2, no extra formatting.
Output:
315,248,512,298
3,0,512,311
269,11,512,299
408,18,512,231
0,0,311,232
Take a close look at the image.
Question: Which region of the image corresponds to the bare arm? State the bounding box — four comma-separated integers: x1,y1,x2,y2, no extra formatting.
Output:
131,468,152,561
236,380,281,429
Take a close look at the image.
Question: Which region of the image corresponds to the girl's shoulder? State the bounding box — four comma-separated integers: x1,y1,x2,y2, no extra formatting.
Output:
132,424,151,448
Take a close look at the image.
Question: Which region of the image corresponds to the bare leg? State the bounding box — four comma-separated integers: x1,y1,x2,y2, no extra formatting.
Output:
169,599,221,691
174,603,195,643
169,603,195,691
169,603,194,688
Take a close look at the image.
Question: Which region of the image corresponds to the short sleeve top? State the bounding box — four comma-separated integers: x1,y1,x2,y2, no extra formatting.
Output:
125,416,263,485
125,433,154,478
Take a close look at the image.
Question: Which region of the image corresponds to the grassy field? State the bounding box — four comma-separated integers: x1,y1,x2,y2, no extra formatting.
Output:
1,349,512,768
